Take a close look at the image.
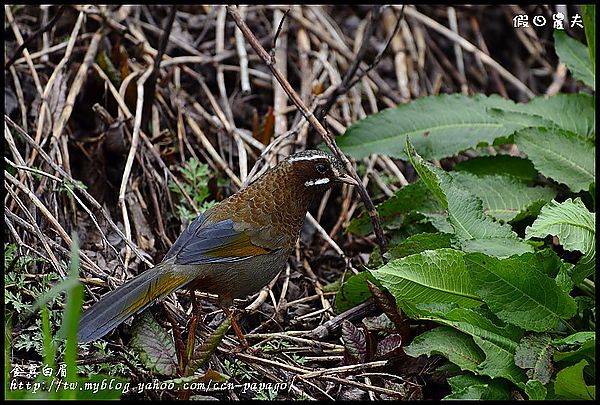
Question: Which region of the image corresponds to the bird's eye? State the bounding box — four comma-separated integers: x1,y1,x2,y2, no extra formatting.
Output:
315,163,327,174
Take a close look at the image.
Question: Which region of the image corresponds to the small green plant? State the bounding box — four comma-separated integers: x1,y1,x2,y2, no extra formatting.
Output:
259,339,291,352
4,244,61,353
169,158,216,224
289,353,307,366
223,358,259,382
5,236,128,400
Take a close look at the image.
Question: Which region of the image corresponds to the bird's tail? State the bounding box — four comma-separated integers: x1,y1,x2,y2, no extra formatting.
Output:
77,261,192,343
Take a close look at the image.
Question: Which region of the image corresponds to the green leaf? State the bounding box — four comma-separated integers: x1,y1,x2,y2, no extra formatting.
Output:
337,94,545,160
553,332,595,368
522,379,547,400
514,333,555,384
583,5,595,72
553,331,595,346
451,171,556,223
453,155,539,182
406,140,533,257
445,383,489,400
514,127,595,193
417,304,526,384
404,326,485,373
465,252,577,332
130,311,178,376
335,271,378,313
40,305,56,386
347,180,448,237
520,93,595,139
526,198,596,283
553,360,595,400
370,249,482,318
445,374,512,400
553,339,595,367
384,232,452,260
554,30,595,89
61,234,84,395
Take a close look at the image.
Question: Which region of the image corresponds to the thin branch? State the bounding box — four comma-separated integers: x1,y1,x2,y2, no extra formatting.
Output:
270,8,290,60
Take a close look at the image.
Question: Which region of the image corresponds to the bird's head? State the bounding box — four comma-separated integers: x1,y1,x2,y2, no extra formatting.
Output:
284,150,358,191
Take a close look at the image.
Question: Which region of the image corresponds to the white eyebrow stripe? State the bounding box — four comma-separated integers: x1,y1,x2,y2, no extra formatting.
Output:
305,178,330,186
288,154,329,162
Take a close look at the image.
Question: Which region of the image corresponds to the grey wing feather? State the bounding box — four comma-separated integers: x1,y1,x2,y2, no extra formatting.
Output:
167,216,257,265
164,211,211,260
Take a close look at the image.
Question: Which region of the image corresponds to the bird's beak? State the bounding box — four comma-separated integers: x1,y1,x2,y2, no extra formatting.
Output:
336,173,359,186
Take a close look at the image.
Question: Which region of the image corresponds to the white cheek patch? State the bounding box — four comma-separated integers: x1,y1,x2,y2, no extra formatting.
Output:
305,178,330,187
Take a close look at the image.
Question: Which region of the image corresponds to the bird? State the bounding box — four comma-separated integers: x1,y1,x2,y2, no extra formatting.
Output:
78,149,358,343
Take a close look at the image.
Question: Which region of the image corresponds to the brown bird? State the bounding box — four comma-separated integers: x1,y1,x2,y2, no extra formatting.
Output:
78,150,357,343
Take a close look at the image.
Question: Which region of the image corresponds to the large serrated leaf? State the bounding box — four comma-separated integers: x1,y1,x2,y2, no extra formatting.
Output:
130,311,178,376
451,171,556,223
404,326,484,373
370,249,482,318
453,155,539,182
384,232,452,260
337,94,545,160
526,198,595,283
514,127,595,193
346,180,449,237
465,252,577,332
406,140,533,257
417,304,526,384
554,30,595,90
520,93,595,139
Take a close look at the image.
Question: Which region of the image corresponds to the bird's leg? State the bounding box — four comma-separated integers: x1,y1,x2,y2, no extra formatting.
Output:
187,292,201,359
222,306,249,348
190,291,202,316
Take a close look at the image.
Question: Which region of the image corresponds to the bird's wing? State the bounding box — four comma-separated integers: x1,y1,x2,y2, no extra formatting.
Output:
166,215,276,265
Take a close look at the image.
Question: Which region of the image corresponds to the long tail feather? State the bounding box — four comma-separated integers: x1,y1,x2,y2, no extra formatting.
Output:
78,262,192,343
